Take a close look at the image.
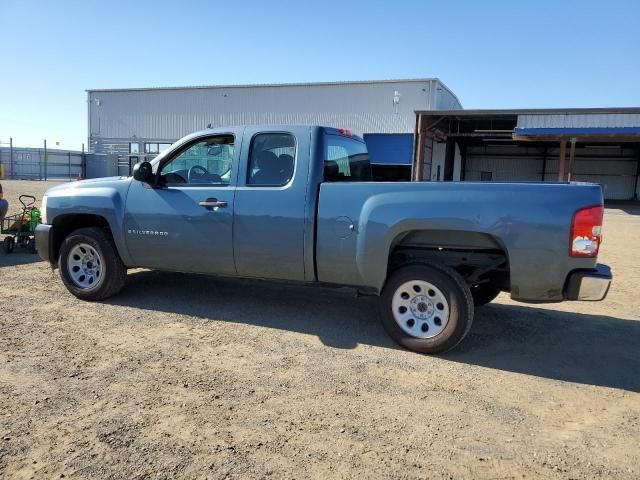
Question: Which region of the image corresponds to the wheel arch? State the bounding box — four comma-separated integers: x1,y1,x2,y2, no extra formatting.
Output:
359,226,512,293
50,214,117,265
387,228,511,286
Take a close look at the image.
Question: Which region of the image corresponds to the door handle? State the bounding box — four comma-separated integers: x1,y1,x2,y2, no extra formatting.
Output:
199,198,228,209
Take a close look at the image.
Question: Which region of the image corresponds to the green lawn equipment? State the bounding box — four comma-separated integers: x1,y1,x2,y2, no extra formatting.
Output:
1,195,40,254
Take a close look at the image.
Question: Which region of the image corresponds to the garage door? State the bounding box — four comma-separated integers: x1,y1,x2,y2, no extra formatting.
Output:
465,145,638,200
543,146,637,200
465,145,545,182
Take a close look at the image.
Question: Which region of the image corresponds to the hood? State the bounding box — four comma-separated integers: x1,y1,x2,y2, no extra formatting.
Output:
45,177,131,195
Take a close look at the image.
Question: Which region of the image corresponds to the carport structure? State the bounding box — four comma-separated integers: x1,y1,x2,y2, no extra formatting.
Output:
412,108,640,200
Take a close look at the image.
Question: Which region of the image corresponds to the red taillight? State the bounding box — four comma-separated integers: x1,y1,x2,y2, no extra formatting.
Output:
570,205,603,258
338,128,352,136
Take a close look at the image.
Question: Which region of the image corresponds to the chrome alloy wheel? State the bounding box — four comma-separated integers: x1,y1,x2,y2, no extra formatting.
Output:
67,243,103,290
391,280,450,339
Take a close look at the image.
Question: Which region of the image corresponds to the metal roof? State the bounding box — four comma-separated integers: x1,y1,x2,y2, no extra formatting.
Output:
416,108,640,140
415,107,640,116
88,77,461,104
517,113,640,129
515,111,640,139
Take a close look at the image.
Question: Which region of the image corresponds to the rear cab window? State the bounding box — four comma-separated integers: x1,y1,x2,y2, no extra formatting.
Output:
247,133,296,187
323,132,372,182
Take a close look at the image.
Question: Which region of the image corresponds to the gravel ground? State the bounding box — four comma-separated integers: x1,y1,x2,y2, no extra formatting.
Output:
0,179,639,479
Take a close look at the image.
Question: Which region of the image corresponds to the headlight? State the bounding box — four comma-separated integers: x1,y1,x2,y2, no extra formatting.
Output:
40,196,48,224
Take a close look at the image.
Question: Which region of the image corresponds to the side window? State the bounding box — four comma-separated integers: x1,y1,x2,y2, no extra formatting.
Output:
324,134,372,182
247,133,295,186
159,135,234,186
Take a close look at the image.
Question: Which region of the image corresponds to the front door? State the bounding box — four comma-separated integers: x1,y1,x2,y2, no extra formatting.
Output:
124,132,240,275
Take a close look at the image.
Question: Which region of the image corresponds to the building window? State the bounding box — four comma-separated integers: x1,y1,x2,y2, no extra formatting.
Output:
145,143,159,154
144,142,173,155
247,133,295,186
129,143,140,154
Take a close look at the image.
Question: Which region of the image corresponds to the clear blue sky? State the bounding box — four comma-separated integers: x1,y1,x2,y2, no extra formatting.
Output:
1,0,639,149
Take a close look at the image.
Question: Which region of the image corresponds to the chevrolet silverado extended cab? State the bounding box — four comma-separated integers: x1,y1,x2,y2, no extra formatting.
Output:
35,126,612,353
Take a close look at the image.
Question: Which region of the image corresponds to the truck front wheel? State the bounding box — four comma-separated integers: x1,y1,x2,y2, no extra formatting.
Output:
380,264,474,354
58,227,126,301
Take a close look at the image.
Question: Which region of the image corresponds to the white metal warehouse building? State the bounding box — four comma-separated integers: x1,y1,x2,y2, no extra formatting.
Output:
87,79,640,200
87,78,461,176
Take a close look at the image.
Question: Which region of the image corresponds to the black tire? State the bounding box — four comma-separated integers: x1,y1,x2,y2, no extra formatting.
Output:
58,227,126,301
3,236,14,254
470,283,502,307
27,237,37,254
380,264,474,354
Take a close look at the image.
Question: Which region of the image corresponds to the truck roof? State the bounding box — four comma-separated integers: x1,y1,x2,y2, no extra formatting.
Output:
188,125,366,143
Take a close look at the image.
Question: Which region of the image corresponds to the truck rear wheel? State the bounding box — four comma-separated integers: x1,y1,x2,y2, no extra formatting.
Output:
380,264,474,354
470,283,502,306
58,227,126,301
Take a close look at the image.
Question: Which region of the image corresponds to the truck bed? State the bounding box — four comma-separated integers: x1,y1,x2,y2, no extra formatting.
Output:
316,181,603,301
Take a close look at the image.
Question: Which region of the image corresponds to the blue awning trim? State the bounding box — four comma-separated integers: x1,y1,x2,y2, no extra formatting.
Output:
363,133,414,165
514,127,640,136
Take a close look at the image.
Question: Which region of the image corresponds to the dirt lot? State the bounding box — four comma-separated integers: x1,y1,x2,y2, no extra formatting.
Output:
0,179,638,479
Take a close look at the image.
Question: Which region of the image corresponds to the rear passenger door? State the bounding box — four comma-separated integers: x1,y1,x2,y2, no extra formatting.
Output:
233,128,310,281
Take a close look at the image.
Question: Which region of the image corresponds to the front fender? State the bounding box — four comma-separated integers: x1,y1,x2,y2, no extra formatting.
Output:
46,185,132,265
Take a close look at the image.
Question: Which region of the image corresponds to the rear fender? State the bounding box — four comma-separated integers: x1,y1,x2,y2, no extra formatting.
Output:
355,193,497,291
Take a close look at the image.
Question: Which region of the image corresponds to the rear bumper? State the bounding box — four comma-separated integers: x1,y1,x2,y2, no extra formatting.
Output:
35,224,53,264
564,263,612,301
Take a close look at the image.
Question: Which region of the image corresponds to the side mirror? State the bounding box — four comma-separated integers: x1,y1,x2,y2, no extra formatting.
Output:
133,161,154,183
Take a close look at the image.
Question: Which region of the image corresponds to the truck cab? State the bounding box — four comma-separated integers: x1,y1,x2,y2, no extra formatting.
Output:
123,126,368,282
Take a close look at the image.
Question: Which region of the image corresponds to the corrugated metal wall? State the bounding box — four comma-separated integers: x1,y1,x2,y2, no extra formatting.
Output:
86,154,118,179
518,113,640,129
465,146,545,181
434,84,463,110
0,147,84,180
88,79,462,153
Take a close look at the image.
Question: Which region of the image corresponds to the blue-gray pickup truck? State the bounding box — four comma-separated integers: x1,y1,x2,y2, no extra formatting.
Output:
35,126,612,353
